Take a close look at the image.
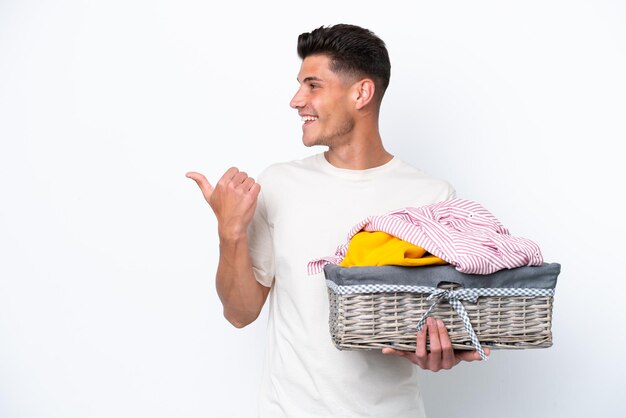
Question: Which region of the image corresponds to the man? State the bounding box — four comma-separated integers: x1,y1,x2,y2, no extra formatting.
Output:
187,24,488,417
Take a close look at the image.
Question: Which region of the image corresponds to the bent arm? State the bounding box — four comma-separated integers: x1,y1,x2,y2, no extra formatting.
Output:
186,168,270,328
216,235,270,328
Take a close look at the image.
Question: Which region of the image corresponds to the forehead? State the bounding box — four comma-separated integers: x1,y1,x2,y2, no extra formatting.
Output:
297,54,340,82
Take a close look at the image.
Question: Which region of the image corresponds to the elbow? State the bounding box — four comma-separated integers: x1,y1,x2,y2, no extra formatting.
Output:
224,309,259,329
228,317,252,329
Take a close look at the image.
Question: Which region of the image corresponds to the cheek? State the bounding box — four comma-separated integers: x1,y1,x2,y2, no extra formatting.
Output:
317,97,343,119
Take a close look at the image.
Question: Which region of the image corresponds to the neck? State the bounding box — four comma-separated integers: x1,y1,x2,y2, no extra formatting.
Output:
323,107,393,169
324,137,393,170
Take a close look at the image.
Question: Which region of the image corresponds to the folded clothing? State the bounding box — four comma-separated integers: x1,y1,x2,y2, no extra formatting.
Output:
339,231,448,268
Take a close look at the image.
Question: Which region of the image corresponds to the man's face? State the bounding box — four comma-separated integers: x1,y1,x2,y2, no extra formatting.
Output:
290,54,355,148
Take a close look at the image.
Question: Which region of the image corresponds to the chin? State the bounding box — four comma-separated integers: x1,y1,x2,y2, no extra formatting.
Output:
302,136,320,148
302,131,333,148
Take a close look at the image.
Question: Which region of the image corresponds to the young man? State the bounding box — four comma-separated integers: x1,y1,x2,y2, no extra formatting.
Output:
187,24,488,417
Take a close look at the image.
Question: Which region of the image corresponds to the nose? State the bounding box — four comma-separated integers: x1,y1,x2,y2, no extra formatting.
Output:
290,87,305,109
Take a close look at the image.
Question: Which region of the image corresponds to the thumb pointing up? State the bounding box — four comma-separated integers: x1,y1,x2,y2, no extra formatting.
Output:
186,171,215,204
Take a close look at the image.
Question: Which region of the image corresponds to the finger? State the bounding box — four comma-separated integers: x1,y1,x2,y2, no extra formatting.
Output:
218,167,241,186
455,346,491,362
415,320,428,360
437,319,455,369
240,176,256,191
231,171,249,185
382,348,405,356
426,317,442,356
185,171,215,203
249,182,261,198
425,317,442,370
454,350,481,362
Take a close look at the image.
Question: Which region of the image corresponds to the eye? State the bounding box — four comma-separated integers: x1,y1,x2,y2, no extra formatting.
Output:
309,83,319,90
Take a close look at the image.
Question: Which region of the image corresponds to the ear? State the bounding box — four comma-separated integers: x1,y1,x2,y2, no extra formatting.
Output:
353,79,376,110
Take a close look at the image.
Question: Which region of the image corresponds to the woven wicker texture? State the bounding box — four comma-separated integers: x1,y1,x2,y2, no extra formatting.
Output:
328,283,553,351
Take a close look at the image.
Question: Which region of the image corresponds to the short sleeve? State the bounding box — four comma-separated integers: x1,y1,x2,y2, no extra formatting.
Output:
446,183,457,200
248,189,274,287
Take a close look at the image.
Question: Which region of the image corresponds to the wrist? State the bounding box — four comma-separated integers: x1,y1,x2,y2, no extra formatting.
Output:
217,221,249,243
218,230,248,245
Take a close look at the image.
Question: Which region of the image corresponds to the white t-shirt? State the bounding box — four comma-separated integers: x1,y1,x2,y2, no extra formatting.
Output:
249,153,456,418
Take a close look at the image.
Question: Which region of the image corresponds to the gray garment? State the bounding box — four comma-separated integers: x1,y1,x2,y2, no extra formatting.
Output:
324,263,560,290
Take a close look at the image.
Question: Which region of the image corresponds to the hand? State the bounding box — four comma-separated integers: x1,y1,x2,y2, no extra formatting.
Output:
186,167,261,240
382,317,490,371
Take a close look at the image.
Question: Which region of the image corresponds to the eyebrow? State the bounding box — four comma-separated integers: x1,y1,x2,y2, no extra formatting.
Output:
298,76,323,84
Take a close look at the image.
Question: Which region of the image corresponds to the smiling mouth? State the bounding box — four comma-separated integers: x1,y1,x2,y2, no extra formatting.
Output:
301,115,318,125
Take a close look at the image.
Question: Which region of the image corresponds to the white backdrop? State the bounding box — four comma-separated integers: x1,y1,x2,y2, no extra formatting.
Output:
1,1,625,417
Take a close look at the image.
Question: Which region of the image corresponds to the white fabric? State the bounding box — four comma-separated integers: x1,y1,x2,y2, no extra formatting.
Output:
249,152,455,418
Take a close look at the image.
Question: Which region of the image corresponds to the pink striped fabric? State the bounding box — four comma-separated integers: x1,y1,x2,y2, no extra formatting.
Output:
308,198,543,275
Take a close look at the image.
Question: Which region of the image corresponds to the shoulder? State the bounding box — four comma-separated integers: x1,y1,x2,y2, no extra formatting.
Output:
391,158,457,200
254,154,324,216
257,153,322,183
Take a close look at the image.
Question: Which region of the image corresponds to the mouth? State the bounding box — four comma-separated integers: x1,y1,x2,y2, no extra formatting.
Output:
300,115,318,127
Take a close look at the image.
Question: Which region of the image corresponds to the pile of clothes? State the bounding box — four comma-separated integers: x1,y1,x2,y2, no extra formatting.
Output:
308,198,544,275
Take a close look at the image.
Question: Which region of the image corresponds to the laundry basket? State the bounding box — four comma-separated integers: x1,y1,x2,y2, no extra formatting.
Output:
323,263,560,357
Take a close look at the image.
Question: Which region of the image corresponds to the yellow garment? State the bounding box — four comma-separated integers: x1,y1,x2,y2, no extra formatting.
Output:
340,231,448,267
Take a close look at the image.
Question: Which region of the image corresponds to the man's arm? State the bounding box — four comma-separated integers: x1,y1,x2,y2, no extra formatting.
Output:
186,168,270,328
215,235,270,328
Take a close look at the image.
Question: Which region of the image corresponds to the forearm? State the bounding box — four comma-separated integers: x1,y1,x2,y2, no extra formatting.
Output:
215,235,269,328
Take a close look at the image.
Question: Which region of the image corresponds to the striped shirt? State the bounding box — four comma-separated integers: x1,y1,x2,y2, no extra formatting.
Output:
308,198,543,275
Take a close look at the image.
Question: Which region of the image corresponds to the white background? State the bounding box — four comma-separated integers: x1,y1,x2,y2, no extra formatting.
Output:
1,1,625,417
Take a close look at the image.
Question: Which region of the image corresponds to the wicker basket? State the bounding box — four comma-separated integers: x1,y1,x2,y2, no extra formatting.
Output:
324,263,560,352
